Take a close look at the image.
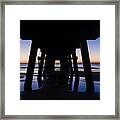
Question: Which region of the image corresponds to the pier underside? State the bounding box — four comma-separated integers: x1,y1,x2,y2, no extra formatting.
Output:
20,20,100,100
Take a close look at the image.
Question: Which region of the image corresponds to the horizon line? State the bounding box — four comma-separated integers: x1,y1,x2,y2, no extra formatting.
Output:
20,62,100,64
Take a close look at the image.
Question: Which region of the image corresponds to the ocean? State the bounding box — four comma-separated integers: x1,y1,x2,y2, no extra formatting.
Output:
20,63,100,93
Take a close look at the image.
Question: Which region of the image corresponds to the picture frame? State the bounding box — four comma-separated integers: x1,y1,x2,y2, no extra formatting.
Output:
0,0,119,119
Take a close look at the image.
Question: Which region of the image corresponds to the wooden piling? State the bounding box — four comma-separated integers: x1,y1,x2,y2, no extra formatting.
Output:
80,40,94,92
24,41,38,91
68,54,73,90
72,49,79,92
37,49,45,88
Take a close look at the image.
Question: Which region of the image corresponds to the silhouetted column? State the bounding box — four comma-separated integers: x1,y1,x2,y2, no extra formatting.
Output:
68,54,73,90
72,49,79,92
80,40,94,92
37,49,45,88
60,55,69,86
45,55,55,86
24,41,38,91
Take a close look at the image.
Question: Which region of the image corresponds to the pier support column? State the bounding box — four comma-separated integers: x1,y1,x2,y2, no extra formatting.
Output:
24,41,38,91
68,54,73,90
72,49,79,92
45,55,55,86
37,49,45,88
60,55,69,86
80,40,94,92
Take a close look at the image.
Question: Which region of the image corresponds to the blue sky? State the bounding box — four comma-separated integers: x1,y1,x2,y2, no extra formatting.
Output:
20,37,100,63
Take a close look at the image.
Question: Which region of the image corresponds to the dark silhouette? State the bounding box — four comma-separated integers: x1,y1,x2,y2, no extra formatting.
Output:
20,20,100,100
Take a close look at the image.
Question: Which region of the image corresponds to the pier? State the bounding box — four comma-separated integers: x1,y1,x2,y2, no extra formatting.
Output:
20,20,100,99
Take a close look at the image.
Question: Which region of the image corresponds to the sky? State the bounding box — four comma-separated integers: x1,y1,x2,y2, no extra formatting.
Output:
20,37,100,64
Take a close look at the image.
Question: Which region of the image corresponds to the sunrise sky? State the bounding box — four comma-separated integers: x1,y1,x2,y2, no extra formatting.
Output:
20,37,100,64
